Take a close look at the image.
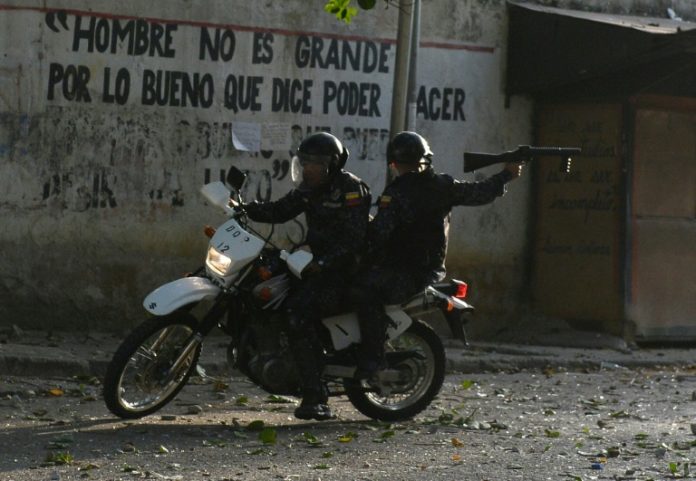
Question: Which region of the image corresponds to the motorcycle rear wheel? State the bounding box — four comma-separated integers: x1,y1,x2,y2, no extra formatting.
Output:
344,320,445,421
103,312,201,419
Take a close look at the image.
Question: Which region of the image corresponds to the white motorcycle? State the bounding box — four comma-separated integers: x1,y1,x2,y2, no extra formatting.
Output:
103,167,474,421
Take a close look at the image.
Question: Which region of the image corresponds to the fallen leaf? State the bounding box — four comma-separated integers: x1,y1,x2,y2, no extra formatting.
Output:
338,432,357,443
460,380,475,390
259,428,277,445
265,395,293,404
246,420,265,431
303,432,321,446
451,437,464,447
48,388,64,397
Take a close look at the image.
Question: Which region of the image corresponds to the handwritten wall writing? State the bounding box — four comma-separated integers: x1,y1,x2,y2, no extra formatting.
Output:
41,12,466,123
534,104,624,323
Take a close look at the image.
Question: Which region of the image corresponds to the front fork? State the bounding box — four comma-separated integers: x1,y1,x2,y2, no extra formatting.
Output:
164,293,232,382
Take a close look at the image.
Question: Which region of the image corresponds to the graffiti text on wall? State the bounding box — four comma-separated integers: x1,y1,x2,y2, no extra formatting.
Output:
43,11,466,121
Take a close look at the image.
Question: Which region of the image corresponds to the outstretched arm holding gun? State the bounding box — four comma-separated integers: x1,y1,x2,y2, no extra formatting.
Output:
464,145,582,177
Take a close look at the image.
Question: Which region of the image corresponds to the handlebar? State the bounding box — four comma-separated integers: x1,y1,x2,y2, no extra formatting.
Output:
463,145,581,173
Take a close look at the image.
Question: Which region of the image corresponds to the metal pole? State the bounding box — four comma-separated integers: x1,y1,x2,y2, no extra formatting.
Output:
388,1,415,184
406,0,420,131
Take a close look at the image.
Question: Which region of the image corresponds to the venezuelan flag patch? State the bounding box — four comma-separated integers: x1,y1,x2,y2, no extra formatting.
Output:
344,191,362,207
379,195,392,208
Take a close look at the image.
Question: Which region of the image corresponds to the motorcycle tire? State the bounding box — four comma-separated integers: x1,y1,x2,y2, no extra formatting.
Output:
344,320,445,422
103,312,201,419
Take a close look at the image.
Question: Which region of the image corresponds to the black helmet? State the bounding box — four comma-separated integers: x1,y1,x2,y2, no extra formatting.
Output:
297,132,349,171
386,131,433,165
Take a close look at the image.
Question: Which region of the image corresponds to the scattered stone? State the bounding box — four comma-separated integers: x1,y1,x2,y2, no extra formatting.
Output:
161,415,177,421
690,424,696,435
186,405,203,415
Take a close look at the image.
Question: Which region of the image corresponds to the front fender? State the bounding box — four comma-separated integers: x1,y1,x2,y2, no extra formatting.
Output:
143,277,221,316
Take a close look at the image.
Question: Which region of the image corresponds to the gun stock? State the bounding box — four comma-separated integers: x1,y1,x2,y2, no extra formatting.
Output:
463,146,581,173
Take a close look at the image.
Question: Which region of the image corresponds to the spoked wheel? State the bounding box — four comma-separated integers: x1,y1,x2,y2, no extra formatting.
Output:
103,312,201,419
344,320,445,421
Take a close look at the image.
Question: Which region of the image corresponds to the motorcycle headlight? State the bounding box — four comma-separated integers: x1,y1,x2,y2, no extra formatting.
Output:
206,246,232,276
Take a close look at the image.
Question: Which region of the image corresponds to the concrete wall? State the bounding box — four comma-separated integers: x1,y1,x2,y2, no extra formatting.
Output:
4,0,687,333
0,0,533,332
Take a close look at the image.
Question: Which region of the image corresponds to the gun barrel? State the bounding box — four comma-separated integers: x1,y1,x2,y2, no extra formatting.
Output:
463,146,581,173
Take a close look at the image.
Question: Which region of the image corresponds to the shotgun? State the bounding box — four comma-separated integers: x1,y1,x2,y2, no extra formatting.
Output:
463,145,581,173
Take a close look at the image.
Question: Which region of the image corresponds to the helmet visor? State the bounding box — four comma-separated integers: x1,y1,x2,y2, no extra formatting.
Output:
290,155,303,187
297,152,333,167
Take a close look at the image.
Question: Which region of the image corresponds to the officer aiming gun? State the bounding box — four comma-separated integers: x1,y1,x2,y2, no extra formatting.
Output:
464,145,582,174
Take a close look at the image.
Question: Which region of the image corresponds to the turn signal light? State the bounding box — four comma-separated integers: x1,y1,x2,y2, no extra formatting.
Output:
257,266,273,281
259,287,273,301
204,225,216,238
454,282,468,299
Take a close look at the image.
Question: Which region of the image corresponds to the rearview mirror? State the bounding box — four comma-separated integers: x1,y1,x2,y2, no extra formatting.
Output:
226,166,247,191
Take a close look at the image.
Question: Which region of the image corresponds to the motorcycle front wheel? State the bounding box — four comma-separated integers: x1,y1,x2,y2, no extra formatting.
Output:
103,312,201,419
344,320,445,422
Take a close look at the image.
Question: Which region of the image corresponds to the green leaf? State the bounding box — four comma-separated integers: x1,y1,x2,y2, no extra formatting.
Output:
338,432,357,443
259,428,277,445
158,445,169,454
235,395,249,406
322,451,334,458
669,462,678,474
460,380,475,390
380,430,395,439
265,395,293,404
303,432,322,446
544,429,561,438
313,464,330,469
202,439,227,447
246,420,265,431
634,432,649,440
44,452,74,465
358,0,377,9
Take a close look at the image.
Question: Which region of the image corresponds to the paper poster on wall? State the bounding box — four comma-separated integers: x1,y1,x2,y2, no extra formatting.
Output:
231,122,261,152
261,123,291,151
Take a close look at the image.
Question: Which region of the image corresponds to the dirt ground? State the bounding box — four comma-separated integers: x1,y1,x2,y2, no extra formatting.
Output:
1,366,695,481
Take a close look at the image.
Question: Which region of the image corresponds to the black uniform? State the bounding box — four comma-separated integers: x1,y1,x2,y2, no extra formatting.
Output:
245,170,371,280
244,169,371,398
353,167,513,364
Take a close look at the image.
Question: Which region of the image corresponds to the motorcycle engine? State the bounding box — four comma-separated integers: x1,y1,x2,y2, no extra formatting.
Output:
246,314,300,395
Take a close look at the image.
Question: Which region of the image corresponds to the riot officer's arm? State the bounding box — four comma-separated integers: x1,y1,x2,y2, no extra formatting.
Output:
244,189,306,223
365,187,404,258
450,169,514,206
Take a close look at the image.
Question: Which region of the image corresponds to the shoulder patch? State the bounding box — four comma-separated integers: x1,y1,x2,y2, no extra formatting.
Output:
378,195,392,208
344,191,363,207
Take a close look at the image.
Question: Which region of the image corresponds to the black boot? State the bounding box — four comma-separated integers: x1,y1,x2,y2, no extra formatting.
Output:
355,313,387,380
294,385,334,421
287,319,334,421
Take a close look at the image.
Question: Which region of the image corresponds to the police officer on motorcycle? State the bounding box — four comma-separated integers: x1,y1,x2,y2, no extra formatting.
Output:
352,131,523,378
243,132,371,420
